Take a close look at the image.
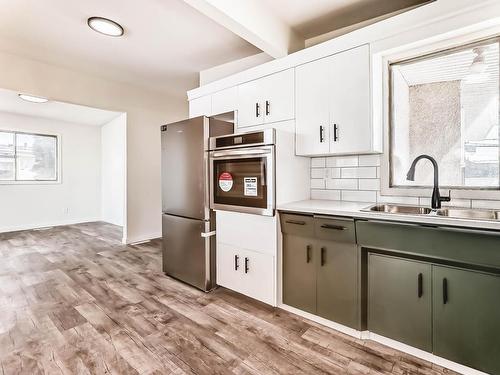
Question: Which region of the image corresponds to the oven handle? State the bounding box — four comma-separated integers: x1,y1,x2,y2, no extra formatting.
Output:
211,148,272,158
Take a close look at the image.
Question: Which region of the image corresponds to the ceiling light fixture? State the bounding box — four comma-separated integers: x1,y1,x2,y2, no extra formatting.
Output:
18,94,49,103
87,17,124,37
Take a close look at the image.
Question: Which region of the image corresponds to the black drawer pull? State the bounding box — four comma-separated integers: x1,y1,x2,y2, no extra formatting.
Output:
443,278,448,304
234,255,239,271
417,273,423,298
286,220,306,226
320,224,346,231
306,245,311,263
244,257,249,274
265,100,270,116
319,126,325,143
255,102,260,117
333,124,339,142
320,247,326,266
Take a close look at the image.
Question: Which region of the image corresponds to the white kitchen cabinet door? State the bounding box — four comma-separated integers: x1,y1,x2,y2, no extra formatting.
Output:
329,44,371,154
189,95,211,118
237,79,263,128
212,87,237,115
239,248,275,306
216,243,243,292
295,56,332,155
262,69,294,125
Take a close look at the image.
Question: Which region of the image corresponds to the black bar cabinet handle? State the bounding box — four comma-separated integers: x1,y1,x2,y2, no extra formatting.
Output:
443,278,448,304
320,224,346,231
306,245,311,263
244,257,249,274
417,273,423,298
255,103,260,117
319,126,324,143
265,100,270,116
333,124,339,142
320,247,326,266
285,220,306,226
234,255,239,271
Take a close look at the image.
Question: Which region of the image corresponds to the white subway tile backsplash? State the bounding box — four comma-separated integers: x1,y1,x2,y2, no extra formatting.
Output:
326,155,358,167
311,158,326,168
311,168,326,179
341,190,377,203
359,179,380,191
341,167,377,179
311,189,341,200
330,168,341,178
311,179,325,189
358,154,381,167
377,194,419,205
471,200,500,210
326,179,358,190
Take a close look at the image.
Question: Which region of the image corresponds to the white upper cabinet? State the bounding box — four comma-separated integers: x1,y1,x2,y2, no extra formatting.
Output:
211,87,237,115
189,95,211,118
237,69,294,128
296,44,373,156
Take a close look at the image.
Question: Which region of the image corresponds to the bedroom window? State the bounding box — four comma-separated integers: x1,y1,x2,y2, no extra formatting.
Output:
0,131,58,182
389,37,499,189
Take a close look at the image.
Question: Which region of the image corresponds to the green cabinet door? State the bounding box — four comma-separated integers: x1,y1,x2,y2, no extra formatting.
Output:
368,254,432,352
282,234,316,313
316,240,358,329
433,266,500,375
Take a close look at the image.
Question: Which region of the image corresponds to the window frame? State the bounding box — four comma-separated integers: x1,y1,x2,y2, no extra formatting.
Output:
0,129,61,185
379,33,500,201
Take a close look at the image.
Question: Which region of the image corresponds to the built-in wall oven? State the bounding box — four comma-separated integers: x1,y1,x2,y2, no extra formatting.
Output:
209,129,275,216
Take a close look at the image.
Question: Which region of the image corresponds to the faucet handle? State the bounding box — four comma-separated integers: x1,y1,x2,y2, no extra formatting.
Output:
441,190,451,202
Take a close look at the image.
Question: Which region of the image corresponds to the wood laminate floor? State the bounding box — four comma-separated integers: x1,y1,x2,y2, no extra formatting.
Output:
0,222,458,375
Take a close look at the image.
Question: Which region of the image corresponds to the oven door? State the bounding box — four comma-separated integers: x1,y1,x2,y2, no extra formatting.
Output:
210,146,275,216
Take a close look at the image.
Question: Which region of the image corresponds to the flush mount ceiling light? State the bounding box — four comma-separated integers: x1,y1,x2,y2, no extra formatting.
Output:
18,94,48,103
87,17,124,37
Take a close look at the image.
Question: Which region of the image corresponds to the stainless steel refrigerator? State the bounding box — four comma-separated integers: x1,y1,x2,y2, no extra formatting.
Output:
161,115,233,291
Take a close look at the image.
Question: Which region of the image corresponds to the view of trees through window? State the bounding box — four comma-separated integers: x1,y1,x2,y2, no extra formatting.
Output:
0,131,57,181
390,38,499,189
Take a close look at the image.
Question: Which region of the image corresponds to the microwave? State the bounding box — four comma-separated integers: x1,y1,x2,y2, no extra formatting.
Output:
209,129,275,216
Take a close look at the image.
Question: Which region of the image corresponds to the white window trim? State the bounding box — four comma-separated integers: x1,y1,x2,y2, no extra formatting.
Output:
378,29,500,201
0,128,62,185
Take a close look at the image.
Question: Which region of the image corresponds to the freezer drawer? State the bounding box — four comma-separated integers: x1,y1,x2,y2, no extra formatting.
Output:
162,214,215,291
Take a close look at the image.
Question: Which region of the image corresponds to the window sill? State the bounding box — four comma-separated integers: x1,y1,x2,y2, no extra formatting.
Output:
0,180,61,185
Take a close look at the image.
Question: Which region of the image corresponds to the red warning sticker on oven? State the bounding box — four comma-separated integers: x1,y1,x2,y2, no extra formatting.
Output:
218,172,233,192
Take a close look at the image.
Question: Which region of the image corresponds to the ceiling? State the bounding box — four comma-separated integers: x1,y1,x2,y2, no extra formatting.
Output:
264,0,432,39
0,0,260,97
0,88,122,126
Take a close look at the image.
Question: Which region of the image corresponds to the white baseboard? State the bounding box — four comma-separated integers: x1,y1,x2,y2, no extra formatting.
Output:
279,303,487,375
125,231,161,245
0,217,101,234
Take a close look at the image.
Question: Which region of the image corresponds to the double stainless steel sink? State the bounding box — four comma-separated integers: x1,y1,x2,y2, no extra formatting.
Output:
362,204,500,221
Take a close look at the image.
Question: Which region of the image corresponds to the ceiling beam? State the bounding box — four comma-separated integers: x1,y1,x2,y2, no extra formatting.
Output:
183,0,304,58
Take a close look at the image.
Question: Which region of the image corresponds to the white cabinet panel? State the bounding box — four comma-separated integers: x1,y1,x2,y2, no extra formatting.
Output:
189,96,211,118
212,87,237,115
237,79,262,128
295,44,373,156
296,56,332,155
237,69,294,128
262,69,295,125
330,44,371,154
216,242,275,306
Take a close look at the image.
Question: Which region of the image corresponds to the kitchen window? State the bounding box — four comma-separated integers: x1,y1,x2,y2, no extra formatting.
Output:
0,130,58,182
389,37,500,190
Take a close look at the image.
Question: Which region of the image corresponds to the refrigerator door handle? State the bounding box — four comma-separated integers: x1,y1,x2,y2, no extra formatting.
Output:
201,230,216,238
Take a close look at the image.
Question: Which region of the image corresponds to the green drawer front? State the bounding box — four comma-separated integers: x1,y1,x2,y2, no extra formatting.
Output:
314,216,356,243
356,220,500,269
280,213,314,237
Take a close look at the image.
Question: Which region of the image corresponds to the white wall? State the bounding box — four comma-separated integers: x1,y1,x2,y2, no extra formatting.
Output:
101,113,126,227
0,111,101,232
0,51,188,243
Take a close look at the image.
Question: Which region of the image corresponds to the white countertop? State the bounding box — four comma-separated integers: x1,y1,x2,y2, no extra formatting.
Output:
278,200,500,231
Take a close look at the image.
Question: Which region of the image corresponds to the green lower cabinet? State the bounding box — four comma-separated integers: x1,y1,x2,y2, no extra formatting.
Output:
317,240,358,328
433,265,500,375
368,254,432,352
282,234,316,314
